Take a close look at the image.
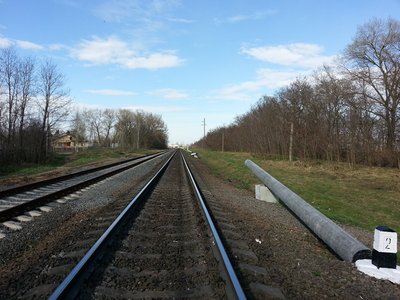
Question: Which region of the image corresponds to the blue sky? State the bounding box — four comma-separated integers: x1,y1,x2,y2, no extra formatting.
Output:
1,0,399,145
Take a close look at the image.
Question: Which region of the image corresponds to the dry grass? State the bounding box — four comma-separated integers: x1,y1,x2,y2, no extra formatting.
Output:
194,149,400,234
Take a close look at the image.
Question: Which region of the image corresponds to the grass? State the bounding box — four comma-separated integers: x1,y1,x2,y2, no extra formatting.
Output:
193,148,400,234
64,148,139,167
0,147,157,178
0,154,70,177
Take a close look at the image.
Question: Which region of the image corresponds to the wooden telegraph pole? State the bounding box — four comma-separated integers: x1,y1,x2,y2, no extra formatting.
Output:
289,122,294,162
136,116,140,150
222,129,224,152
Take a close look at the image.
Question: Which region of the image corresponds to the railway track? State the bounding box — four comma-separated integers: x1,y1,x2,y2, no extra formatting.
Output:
48,150,246,299
1,149,399,298
0,152,165,224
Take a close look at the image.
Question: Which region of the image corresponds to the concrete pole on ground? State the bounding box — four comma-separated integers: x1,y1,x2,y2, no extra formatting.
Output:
245,159,371,263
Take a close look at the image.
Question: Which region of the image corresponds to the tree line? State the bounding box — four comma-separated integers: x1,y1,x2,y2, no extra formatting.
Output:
195,18,400,167
0,48,168,169
0,48,70,166
71,108,168,150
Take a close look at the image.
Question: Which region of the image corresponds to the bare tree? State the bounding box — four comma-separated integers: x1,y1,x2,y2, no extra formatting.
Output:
115,109,136,148
17,56,36,159
113,109,167,150
38,59,70,159
0,56,6,153
343,18,400,151
76,108,117,147
141,112,168,149
71,110,87,151
102,108,116,147
84,109,103,145
0,48,19,145
313,66,353,161
0,50,73,167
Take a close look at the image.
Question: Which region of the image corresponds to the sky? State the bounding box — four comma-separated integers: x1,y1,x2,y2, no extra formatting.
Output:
1,0,399,145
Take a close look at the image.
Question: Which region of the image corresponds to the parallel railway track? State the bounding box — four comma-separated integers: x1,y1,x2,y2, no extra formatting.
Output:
0,152,165,223
49,150,246,299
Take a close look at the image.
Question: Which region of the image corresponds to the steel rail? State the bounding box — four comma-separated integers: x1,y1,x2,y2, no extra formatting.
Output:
181,152,247,300
48,151,175,300
0,151,165,198
0,152,167,223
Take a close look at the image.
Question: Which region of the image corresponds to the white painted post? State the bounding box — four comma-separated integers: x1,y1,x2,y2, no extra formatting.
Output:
355,226,400,284
372,226,397,269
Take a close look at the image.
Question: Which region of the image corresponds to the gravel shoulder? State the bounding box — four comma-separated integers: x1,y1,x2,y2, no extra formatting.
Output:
188,155,400,299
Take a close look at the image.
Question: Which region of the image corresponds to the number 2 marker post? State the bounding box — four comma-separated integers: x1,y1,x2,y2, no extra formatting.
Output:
356,225,400,284
372,225,397,269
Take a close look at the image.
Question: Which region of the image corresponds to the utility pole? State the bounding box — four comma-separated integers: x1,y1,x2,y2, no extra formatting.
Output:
289,122,294,162
222,129,224,152
136,117,140,150
201,118,206,149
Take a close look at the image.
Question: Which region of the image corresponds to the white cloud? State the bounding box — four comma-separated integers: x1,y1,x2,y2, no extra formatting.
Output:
0,36,44,50
0,36,12,48
71,36,133,64
49,43,68,51
93,0,184,41
15,40,44,50
148,88,188,100
85,89,137,97
167,17,194,24
95,0,180,23
123,105,188,113
124,52,183,69
71,36,184,70
256,68,302,88
94,0,141,23
216,10,278,24
150,0,180,14
241,43,336,69
71,103,187,114
210,68,303,101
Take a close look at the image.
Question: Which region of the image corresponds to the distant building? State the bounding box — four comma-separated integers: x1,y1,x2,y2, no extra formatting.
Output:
52,133,90,151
